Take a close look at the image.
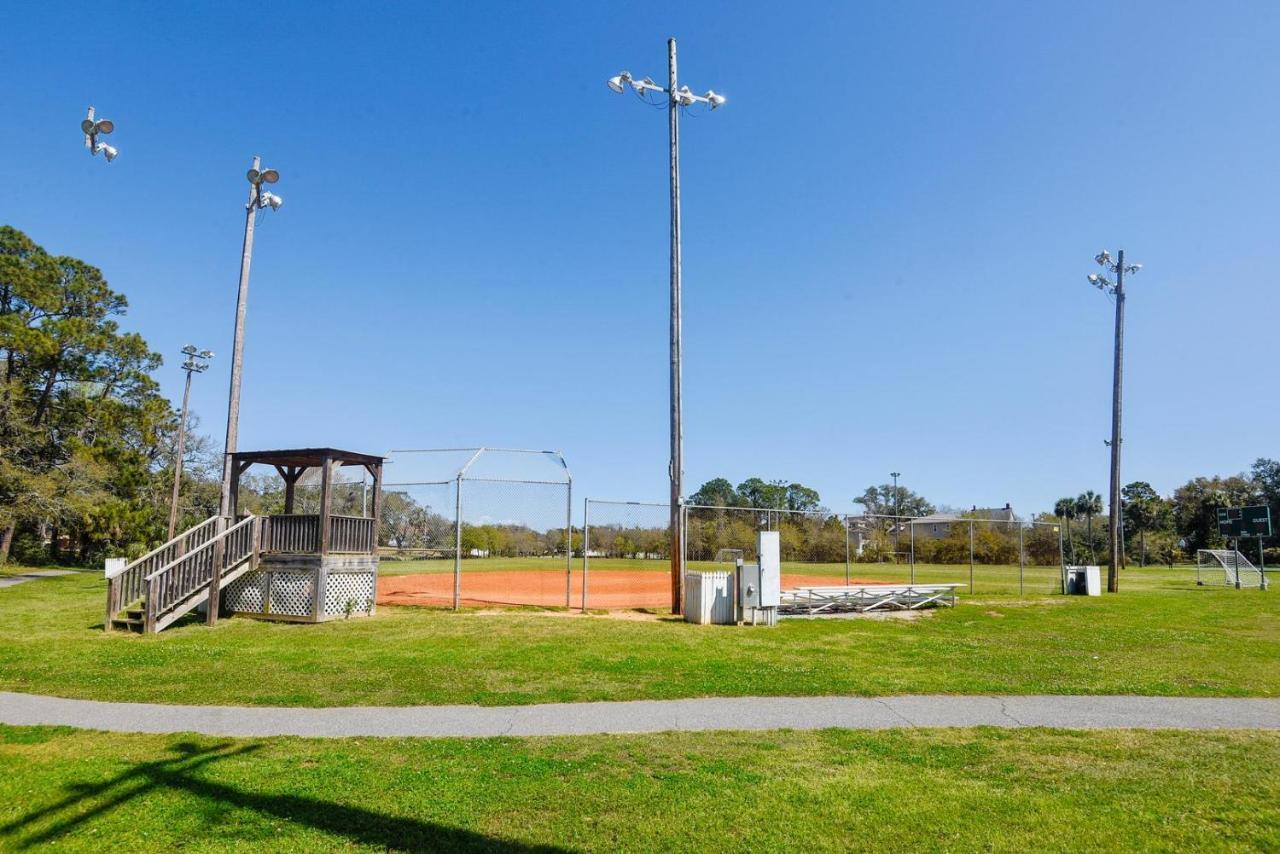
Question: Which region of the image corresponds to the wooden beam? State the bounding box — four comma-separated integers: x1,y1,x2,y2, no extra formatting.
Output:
318,455,333,556
229,458,244,519
370,462,383,535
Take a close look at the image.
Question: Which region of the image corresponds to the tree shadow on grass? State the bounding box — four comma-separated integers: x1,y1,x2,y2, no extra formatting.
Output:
2,740,567,852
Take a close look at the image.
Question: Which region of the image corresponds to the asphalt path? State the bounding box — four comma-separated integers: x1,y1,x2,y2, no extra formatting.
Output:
2,692,1276,738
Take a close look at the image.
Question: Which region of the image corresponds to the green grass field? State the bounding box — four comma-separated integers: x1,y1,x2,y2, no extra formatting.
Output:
0,568,1275,706
2,725,1276,851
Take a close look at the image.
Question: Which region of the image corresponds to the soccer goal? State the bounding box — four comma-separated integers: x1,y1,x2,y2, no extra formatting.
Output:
1196,549,1263,588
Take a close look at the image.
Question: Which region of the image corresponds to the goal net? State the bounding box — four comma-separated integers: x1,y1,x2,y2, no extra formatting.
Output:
1196,549,1262,588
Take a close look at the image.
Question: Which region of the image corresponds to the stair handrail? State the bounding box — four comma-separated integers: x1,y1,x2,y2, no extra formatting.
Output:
145,514,257,582
108,515,225,579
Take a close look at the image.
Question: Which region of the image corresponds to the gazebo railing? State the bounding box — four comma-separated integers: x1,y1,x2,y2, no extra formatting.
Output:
263,514,322,553
329,515,376,553
261,514,375,554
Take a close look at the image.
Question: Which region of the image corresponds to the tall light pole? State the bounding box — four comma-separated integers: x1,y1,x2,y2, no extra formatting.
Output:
168,346,213,539
608,40,726,613
219,158,283,517
1087,249,1141,593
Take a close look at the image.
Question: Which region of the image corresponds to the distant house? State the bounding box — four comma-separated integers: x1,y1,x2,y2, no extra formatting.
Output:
910,504,1015,539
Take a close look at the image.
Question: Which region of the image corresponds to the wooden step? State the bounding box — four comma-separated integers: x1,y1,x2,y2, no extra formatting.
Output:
110,617,144,633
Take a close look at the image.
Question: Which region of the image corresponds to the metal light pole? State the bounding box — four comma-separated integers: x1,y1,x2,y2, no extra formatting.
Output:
218,158,283,517
1088,249,1141,593
608,42,726,613
168,346,213,539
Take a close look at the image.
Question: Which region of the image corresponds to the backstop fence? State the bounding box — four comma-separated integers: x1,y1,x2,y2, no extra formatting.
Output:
378,448,573,609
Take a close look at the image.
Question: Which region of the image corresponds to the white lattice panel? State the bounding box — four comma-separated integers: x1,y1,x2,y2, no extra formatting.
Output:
269,573,315,616
223,572,265,613
324,573,375,617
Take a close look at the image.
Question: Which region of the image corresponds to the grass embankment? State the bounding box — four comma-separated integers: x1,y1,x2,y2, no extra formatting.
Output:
1,725,1277,851
0,569,1275,706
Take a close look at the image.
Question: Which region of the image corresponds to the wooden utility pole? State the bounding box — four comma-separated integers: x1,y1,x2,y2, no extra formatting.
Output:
167,362,199,539
219,157,261,518
667,37,684,614
1106,251,1127,593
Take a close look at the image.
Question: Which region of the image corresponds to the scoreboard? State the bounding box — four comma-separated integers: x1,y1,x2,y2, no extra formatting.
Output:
1216,506,1272,539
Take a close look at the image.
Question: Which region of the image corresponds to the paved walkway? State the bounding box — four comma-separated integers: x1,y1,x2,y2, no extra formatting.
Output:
0,569,78,589
2,692,1277,738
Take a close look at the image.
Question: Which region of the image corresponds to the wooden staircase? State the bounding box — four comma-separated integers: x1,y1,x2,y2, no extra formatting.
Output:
106,514,263,634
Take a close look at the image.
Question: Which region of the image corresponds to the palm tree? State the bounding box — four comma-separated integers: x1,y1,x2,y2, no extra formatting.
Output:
1076,491,1104,563
1054,497,1078,563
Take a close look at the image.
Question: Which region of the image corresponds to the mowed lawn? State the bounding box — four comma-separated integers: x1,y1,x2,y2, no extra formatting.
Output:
0,567,1276,706
1,725,1277,851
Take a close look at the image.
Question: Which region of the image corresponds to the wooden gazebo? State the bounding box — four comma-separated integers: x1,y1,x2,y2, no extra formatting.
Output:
221,447,385,623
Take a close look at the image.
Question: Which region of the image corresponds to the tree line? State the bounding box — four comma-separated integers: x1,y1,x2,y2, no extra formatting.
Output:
3,225,1274,569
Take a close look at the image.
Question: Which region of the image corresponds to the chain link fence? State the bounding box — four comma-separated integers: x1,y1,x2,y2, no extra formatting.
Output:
581,499,670,610
684,504,855,587
377,449,572,609
845,513,1064,595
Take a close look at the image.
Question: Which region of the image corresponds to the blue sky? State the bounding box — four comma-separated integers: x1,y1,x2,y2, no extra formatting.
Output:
3,1,1277,518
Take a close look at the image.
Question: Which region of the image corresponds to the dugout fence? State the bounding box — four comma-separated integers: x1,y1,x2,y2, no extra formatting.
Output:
379,449,573,609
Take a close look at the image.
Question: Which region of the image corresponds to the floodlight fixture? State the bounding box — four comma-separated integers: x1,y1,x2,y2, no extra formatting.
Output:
83,106,118,162
1095,250,1111,266
260,169,279,184
607,71,631,93
259,191,283,211
705,90,725,109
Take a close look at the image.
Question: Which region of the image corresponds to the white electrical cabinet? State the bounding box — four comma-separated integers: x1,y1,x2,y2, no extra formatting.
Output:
737,531,781,626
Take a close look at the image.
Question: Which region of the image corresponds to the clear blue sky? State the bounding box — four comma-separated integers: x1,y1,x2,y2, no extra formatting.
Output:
3,1,1277,518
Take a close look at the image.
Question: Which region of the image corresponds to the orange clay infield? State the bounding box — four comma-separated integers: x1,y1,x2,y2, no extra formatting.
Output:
377,570,891,610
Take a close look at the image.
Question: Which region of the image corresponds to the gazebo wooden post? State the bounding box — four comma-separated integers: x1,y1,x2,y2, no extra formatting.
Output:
275,465,304,515
318,453,333,556
365,461,384,555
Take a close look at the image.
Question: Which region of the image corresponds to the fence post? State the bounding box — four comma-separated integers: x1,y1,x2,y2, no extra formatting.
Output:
582,498,590,612
1019,522,1025,597
844,516,851,585
969,519,975,593
910,521,916,584
1059,522,1067,594
565,478,573,608
453,475,463,611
